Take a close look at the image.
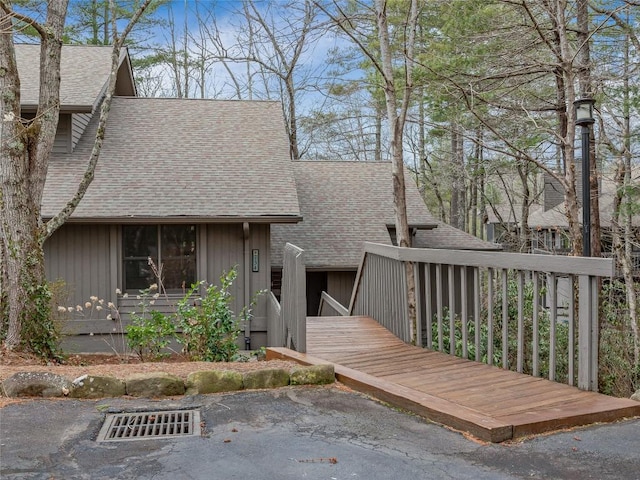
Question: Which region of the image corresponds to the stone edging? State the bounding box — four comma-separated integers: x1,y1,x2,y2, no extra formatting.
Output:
1,364,335,399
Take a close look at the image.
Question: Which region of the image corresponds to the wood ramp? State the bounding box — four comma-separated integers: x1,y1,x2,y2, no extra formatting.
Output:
267,316,640,443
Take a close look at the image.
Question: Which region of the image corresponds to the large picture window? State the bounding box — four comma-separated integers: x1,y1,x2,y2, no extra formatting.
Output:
123,225,197,292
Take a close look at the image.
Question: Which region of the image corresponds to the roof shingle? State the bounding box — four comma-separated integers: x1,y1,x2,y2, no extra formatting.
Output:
271,161,499,269
16,44,129,112
42,98,300,220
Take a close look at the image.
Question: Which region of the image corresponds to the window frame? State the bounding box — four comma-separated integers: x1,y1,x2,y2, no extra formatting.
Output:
122,224,197,293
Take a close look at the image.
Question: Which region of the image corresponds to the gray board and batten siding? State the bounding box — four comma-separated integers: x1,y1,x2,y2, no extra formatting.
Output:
45,223,272,352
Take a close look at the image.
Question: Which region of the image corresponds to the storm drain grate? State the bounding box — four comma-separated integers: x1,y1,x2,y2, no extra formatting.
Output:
97,409,201,442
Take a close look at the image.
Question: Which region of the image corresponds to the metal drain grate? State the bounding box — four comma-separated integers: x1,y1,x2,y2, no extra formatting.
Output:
97,409,201,442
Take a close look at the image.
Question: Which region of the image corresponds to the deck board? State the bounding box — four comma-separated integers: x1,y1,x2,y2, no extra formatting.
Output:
267,316,640,442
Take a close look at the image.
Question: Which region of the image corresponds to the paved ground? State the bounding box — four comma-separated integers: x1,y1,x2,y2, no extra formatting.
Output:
1,385,639,480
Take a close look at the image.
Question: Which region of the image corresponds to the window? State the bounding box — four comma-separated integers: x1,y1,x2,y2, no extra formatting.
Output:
123,225,196,292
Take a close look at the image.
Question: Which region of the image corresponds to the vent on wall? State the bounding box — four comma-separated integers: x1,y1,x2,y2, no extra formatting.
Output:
97,409,201,442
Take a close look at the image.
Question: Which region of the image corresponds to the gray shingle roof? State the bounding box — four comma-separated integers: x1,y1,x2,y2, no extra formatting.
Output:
412,222,501,251
271,161,499,269
42,98,301,220
16,44,131,112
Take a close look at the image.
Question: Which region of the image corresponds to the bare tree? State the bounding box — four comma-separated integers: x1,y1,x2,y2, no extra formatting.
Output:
0,0,152,355
319,0,422,342
213,1,324,159
597,6,640,368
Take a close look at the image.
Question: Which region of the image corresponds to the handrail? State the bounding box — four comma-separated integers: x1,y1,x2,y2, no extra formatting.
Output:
364,242,614,277
318,291,349,316
349,242,614,392
266,291,282,348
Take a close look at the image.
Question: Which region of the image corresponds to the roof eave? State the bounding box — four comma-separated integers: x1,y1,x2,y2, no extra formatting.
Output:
42,215,303,224
386,222,439,230
21,104,94,114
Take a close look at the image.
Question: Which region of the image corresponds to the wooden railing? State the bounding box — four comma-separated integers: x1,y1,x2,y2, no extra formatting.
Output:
266,291,282,348
318,291,349,317
534,248,640,277
278,243,307,352
349,242,614,391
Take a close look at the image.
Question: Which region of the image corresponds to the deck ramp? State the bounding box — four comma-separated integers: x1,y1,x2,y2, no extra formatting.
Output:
267,316,640,442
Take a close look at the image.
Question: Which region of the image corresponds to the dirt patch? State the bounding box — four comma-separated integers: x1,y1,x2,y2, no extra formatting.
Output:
0,350,300,408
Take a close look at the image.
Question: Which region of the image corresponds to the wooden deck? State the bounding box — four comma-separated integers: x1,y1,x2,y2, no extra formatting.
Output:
267,316,640,443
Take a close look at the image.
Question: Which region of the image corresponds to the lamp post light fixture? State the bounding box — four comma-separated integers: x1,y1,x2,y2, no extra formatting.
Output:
574,97,595,257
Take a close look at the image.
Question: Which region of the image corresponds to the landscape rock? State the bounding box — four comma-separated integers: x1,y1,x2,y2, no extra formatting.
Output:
243,368,290,390
125,372,185,397
632,390,640,402
289,364,335,386
185,370,244,395
70,375,126,399
2,372,72,398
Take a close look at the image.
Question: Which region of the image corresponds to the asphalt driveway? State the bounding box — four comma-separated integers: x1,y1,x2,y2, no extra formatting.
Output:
1,386,638,479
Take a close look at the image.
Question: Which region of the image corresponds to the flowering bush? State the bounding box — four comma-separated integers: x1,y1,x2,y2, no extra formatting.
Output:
59,291,126,356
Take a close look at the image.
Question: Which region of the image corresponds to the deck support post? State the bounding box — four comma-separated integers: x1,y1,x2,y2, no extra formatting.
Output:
578,275,599,391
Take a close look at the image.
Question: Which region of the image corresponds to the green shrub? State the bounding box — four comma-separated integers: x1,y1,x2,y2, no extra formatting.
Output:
431,275,640,396
599,280,640,397
175,267,265,362
176,267,244,362
126,286,176,361
431,276,571,382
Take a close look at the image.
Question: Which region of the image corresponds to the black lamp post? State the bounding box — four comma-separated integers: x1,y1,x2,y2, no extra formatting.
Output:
574,98,595,257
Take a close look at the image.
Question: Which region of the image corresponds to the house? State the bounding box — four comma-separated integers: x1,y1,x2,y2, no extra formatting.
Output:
18,44,300,351
271,161,501,315
485,169,640,261
19,44,499,351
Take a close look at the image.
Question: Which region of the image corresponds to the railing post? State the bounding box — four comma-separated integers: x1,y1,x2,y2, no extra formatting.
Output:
414,261,423,347
578,275,599,391
282,243,306,353
295,250,307,353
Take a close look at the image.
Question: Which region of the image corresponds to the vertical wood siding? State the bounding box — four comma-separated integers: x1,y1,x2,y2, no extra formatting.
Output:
71,113,92,150
47,223,273,351
204,223,246,316
45,224,114,309
53,114,72,154
247,224,270,347
327,271,356,309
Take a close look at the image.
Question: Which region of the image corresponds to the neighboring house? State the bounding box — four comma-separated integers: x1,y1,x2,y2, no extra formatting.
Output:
271,161,501,315
485,170,640,275
485,204,543,249
18,44,300,351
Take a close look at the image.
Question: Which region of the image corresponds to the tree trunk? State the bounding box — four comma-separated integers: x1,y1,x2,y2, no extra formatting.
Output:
470,130,481,237
609,28,639,368
450,122,465,231
552,1,583,255
375,0,419,343
375,102,382,162
1,2,67,354
1,0,151,355
517,160,531,253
